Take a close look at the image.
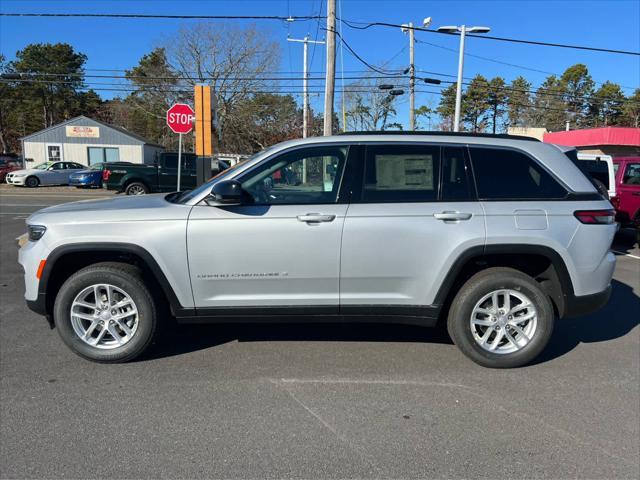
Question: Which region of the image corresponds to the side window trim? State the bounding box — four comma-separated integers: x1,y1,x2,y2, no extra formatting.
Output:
438,144,478,202
468,144,570,201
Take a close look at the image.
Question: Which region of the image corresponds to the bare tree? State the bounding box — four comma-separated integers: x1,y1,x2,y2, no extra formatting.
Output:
342,76,401,131
164,22,280,149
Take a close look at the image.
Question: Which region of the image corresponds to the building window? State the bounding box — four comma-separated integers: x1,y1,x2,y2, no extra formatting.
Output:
47,145,62,162
87,147,120,165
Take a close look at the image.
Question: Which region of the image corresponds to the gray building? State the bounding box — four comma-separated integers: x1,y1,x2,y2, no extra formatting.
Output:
22,116,164,167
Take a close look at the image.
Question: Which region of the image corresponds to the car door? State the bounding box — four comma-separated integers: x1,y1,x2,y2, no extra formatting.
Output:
187,144,351,312
616,160,640,224
339,143,486,313
43,162,66,185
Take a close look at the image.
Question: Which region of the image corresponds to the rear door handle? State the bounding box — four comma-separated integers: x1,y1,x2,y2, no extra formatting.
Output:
297,213,336,223
434,211,472,221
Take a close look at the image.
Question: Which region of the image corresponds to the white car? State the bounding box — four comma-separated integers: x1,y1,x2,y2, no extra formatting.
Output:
6,161,85,187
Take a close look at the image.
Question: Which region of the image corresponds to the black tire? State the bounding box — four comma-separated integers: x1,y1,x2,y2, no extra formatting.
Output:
53,262,159,363
124,182,148,195
447,267,554,368
25,176,39,188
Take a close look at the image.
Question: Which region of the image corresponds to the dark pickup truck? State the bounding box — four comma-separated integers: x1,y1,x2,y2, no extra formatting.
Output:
104,153,227,195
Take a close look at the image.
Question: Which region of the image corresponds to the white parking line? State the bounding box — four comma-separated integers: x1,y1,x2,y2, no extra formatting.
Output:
611,250,640,260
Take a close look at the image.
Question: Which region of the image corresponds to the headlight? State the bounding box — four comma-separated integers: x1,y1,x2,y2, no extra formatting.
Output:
28,225,47,241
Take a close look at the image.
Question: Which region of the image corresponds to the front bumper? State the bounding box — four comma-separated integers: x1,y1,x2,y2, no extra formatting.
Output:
6,175,26,185
563,285,612,318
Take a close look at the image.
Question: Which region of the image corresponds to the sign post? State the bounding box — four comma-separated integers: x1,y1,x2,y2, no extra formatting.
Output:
166,103,195,191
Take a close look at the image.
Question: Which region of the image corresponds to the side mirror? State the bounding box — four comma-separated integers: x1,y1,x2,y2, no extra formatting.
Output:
208,179,242,205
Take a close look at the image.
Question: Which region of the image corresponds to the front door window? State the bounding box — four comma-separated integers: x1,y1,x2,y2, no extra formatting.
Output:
239,146,348,205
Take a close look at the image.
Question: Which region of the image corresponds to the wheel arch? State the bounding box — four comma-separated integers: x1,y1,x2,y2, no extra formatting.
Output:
38,243,187,320
434,244,575,319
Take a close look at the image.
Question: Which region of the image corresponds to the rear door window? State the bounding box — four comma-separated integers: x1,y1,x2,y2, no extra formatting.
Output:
469,147,567,200
359,145,440,202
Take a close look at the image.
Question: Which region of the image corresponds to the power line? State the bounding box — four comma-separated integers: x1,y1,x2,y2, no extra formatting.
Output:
0,13,321,20
415,38,639,91
339,19,640,56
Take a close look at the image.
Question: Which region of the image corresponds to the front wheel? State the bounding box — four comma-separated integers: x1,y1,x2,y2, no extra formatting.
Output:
447,267,554,368
25,176,39,188
53,262,159,363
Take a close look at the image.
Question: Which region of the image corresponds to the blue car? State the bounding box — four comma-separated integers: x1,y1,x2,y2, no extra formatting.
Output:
69,162,132,188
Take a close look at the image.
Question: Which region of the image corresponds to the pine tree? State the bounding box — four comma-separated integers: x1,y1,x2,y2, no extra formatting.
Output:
506,76,532,128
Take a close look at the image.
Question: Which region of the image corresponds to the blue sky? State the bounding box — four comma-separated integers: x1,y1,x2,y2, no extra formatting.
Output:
1,0,639,129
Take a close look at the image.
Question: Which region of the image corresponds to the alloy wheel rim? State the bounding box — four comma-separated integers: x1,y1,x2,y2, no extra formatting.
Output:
70,284,139,349
129,185,145,195
470,289,538,355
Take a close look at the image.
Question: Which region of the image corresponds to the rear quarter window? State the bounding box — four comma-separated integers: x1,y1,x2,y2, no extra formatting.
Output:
469,147,567,200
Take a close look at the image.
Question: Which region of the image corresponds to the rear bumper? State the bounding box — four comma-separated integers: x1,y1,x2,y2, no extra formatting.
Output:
563,285,612,318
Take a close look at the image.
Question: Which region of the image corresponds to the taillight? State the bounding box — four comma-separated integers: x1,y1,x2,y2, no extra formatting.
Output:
102,169,111,181
574,209,616,224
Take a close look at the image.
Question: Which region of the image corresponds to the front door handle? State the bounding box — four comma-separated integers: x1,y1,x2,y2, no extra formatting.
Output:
297,213,336,223
434,211,472,221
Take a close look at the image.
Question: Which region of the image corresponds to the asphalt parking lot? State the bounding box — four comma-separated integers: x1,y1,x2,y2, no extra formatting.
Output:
1,186,639,479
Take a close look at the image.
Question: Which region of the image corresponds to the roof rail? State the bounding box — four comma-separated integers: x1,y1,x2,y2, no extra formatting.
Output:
337,131,541,142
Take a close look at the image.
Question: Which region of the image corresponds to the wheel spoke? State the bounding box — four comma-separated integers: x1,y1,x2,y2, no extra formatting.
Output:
510,324,530,343
472,318,494,326
74,301,97,311
83,319,100,339
107,323,123,345
503,293,511,312
489,329,504,351
492,292,499,310
475,307,494,316
504,329,520,347
115,319,132,336
510,312,535,324
113,308,137,321
72,311,97,322
479,326,494,345
510,303,532,315
90,326,108,345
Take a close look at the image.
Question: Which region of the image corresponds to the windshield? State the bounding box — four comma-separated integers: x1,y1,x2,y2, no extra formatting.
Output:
34,162,55,170
172,150,271,204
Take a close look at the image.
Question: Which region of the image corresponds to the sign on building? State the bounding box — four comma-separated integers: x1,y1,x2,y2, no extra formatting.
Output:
65,126,100,138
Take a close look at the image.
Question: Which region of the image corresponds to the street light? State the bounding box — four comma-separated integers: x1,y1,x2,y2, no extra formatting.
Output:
437,24,491,131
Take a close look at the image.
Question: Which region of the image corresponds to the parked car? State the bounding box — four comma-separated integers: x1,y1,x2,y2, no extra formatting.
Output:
6,161,85,187
575,152,616,199
103,153,228,195
19,132,615,368
0,156,22,183
69,162,134,188
611,156,640,243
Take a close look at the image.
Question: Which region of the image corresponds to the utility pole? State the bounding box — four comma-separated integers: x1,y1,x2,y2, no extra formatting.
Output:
402,18,431,131
324,0,336,136
288,36,324,138
408,22,415,130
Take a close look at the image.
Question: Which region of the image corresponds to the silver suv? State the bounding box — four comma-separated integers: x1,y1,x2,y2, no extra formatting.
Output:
19,133,616,368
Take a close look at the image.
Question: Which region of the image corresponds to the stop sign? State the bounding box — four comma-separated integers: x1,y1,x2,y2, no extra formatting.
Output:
166,103,195,134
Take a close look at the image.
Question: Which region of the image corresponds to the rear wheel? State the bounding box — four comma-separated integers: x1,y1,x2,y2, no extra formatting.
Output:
125,182,148,195
447,267,554,368
25,176,39,188
53,262,159,363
